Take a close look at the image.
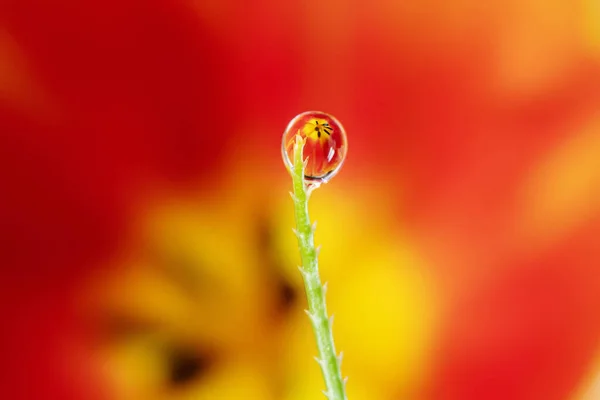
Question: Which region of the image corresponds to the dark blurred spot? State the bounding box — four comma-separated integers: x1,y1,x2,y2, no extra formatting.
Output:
278,279,297,309
168,347,212,387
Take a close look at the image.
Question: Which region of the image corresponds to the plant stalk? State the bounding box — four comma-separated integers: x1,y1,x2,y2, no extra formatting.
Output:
290,135,347,400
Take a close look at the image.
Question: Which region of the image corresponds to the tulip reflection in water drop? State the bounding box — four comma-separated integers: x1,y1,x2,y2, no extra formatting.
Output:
281,111,348,186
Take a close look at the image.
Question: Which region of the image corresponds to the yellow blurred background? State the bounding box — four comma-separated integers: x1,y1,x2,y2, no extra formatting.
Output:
0,1,599,399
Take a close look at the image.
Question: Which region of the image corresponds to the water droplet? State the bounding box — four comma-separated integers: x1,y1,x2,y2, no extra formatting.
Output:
281,111,348,184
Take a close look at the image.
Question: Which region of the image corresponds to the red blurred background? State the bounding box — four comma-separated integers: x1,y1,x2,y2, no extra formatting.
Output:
1,1,600,399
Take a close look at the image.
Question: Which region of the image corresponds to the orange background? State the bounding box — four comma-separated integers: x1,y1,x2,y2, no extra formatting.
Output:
1,1,600,399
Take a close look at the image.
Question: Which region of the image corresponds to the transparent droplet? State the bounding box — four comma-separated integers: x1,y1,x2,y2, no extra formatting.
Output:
281,111,348,184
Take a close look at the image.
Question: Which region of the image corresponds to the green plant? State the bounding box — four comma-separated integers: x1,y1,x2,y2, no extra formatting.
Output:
288,133,348,400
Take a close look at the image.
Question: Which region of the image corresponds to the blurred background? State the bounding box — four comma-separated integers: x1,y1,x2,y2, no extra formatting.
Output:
1,0,600,399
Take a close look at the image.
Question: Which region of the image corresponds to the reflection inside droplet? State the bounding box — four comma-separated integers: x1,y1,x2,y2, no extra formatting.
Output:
281,111,348,184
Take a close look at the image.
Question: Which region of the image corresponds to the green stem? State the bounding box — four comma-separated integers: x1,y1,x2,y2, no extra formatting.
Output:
290,135,347,400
